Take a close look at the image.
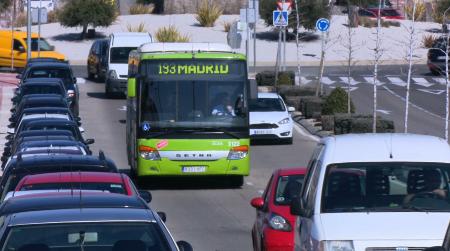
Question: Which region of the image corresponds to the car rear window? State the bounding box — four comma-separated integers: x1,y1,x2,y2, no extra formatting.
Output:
22,85,63,96
274,175,305,205
20,182,126,194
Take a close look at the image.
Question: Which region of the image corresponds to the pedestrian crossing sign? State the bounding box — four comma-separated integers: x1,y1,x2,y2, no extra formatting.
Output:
273,10,288,27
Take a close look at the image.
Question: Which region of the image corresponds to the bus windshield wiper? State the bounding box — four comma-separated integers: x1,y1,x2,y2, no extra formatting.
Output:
201,127,241,139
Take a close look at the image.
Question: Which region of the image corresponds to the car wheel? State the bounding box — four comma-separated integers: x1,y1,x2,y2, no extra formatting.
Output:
229,176,244,188
87,66,95,80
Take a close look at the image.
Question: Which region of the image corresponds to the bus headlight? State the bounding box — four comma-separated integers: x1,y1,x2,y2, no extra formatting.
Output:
227,145,248,160
139,145,161,161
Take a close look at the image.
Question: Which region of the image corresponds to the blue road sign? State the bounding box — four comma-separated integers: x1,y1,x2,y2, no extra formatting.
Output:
316,18,330,32
273,10,289,27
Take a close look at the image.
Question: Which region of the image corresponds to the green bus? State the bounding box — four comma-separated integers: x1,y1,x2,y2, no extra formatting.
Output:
126,43,252,186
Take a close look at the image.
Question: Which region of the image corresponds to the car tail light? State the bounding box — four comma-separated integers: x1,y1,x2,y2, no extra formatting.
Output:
227,145,248,160
139,145,161,160
67,90,75,98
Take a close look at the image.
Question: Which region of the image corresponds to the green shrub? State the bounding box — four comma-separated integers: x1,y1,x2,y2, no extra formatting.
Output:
277,85,316,97
129,3,154,14
255,71,295,86
277,72,294,85
196,0,223,27
155,25,190,42
333,114,395,134
47,10,59,23
126,22,147,32
300,96,324,118
322,87,355,115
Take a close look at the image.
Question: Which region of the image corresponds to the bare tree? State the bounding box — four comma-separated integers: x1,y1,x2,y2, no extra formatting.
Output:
372,0,383,133
404,0,417,133
345,19,357,114
444,7,450,140
316,30,331,96
294,0,302,85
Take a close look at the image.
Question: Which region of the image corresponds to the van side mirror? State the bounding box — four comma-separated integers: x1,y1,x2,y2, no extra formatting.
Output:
290,197,312,217
176,241,193,251
138,190,152,203
18,46,25,53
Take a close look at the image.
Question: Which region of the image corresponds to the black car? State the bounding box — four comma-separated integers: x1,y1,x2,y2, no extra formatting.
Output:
12,78,67,106
428,37,449,75
9,107,81,128
0,153,119,201
19,119,87,142
21,57,65,71
0,191,193,251
0,193,192,251
10,94,70,123
87,38,109,81
19,61,80,116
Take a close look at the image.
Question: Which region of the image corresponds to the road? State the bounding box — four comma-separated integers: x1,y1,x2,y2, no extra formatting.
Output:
69,63,447,250
73,67,318,250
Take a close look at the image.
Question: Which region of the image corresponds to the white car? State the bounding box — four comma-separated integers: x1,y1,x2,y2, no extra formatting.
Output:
293,133,450,251
249,92,295,144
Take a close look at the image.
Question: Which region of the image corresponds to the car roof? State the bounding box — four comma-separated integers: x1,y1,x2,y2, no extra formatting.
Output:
4,154,117,173
21,113,70,121
19,140,84,148
257,92,280,99
27,62,71,69
0,193,147,216
25,119,77,127
16,130,74,138
321,133,450,163
277,167,307,176
20,172,126,186
22,107,70,114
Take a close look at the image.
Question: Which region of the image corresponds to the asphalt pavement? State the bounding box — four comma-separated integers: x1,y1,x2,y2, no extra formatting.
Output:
75,71,318,250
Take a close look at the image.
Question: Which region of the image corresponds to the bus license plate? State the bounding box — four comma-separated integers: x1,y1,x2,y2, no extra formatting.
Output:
182,166,207,173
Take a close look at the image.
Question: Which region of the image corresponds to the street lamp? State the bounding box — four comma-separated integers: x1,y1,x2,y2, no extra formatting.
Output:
443,6,450,141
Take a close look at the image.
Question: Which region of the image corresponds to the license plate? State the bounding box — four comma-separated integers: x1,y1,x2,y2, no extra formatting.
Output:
182,166,207,173
253,129,272,135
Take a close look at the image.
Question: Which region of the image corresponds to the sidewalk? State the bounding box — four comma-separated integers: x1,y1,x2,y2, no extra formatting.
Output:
0,73,18,159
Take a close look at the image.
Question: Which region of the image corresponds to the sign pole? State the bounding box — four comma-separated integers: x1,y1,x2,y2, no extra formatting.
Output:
275,28,281,85
38,0,42,57
10,0,15,71
26,0,31,61
253,0,257,73
246,6,249,74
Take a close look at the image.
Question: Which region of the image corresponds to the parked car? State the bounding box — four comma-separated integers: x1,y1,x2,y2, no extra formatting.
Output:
10,94,70,123
87,38,109,81
8,106,81,128
0,193,193,251
12,78,67,106
105,32,153,96
0,30,64,68
11,171,151,203
251,167,307,251
19,61,80,116
428,37,448,75
249,92,295,144
291,133,450,251
0,153,118,201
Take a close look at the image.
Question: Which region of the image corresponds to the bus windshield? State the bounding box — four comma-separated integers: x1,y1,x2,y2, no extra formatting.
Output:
139,60,247,130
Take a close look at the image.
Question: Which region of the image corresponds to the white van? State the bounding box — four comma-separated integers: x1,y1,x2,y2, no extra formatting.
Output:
105,32,152,96
293,133,450,251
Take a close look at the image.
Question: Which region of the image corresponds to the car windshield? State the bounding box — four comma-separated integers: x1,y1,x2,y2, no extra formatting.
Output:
1,222,171,251
30,38,52,51
22,85,63,96
250,98,286,112
275,174,305,205
26,68,72,87
20,182,126,194
110,47,136,64
322,162,450,212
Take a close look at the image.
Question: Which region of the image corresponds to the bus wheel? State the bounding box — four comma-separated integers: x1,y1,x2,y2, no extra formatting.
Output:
229,176,244,188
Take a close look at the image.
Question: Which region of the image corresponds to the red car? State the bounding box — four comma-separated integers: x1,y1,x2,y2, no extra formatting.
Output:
12,172,151,202
251,167,307,251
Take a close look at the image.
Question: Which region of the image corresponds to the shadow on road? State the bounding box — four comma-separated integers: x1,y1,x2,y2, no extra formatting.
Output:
52,32,107,41
134,176,243,190
87,92,125,100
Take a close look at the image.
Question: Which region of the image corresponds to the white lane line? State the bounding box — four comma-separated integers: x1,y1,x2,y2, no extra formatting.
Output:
376,109,391,115
294,124,320,142
246,182,254,186
433,77,447,85
387,77,406,87
363,77,384,86
412,77,434,87
339,77,359,86
382,85,445,120
417,89,445,95
321,77,335,85
76,78,86,84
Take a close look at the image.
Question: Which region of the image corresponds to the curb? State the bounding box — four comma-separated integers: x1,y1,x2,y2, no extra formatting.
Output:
291,112,333,138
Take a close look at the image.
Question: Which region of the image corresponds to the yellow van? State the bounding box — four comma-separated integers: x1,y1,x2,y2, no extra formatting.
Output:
0,30,65,68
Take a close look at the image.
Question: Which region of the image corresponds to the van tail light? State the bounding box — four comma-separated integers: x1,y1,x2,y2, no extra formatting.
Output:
227,145,248,160
139,145,161,161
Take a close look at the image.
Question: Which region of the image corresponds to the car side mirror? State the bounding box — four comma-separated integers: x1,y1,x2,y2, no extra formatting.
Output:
423,247,445,251
85,138,95,145
176,241,193,251
15,74,21,79
157,211,166,222
138,190,152,203
290,197,311,217
3,146,11,154
73,77,77,83
288,106,296,112
250,197,264,210
8,117,14,123
0,156,6,162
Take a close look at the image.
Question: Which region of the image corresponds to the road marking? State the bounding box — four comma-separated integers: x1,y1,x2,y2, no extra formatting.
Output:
363,77,384,86
321,77,335,85
293,124,320,142
297,76,312,85
76,78,86,84
417,89,445,95
386,77,406,87
339,77,359,86
433,77,447,85
246,182,254,186
329,86,358,92
258,190,264,194
376,109,391,115
412,77,434,87
118,106,126,111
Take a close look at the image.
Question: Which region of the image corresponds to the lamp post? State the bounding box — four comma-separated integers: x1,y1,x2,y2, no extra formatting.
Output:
443,6,450,141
